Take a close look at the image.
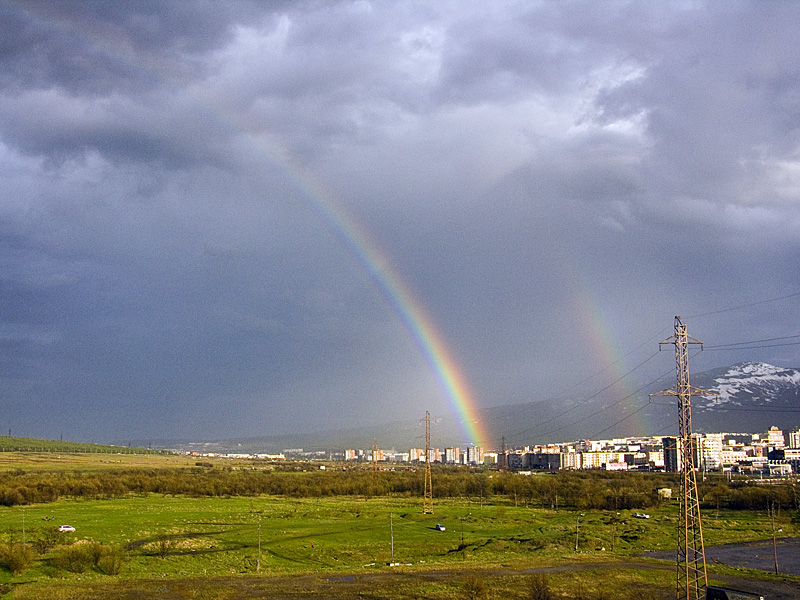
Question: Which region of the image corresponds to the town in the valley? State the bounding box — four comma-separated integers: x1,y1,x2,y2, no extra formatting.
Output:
186,425,800,476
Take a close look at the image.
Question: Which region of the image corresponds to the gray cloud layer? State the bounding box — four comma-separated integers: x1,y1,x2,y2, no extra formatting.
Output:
1,1,799,444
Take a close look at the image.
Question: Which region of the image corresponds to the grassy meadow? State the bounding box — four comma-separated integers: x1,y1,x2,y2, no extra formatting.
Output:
0,452,796,599
0,451,200,473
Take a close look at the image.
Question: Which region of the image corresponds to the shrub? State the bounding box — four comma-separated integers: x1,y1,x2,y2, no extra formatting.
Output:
31,527,61,554
156,535,178,559
97,544,127,575
462,574,488,600
54,543,95,573
84,540,105,565
528,573,551,600
0,542,36,575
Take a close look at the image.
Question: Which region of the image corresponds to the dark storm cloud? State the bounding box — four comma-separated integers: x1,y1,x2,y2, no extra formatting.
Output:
0,0,272,93
1,1,799,443
0,87,247,167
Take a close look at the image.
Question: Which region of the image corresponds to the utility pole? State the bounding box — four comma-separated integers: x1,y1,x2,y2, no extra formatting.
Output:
651,317,716,600
611,512,619,553
500,436,507,469
770,501,779,575
257,517,262,572
390,512,395,564
423,411,433,514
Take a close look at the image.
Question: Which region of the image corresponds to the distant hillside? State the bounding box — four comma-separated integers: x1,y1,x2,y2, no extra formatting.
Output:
137,420,441,456
143,362,800,454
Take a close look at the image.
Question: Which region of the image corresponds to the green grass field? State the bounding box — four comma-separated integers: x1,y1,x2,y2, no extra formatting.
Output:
0,453,796,599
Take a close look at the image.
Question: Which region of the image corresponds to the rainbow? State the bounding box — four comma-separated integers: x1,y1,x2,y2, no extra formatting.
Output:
255,159,490,447
567,264,651,436
12,4,491,447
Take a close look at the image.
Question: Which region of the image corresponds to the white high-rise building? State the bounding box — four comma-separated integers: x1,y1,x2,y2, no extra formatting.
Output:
445,447,460,464
465,446,484,465
767,426,785,448
409,448,425,462
700,433,723,471
789,429,800,449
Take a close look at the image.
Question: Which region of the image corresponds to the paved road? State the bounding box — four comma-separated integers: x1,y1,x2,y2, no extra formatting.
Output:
645,537,800,576
706,538,800,576
644,537,800,599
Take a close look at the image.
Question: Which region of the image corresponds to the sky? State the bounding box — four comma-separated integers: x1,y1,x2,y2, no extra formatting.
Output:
1,0,800,446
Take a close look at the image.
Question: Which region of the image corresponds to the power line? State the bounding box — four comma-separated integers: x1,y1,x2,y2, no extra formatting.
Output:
535,372,660,441
536,349,706,444
505,291,800,447
498,326,672,447
544,327,800,443
704,333,800,348
552,326,672,394
582,349,710,441
587,401,652,440
704,340,800,352
503,350,663,445
687,290,800,319
648,402,800,414
706,405,800,413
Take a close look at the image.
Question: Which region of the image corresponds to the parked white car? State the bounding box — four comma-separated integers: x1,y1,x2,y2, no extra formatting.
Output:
58,525,75,532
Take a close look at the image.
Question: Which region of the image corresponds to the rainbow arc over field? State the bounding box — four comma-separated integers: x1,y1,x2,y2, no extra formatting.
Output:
262,160,489,447
14,4,490,447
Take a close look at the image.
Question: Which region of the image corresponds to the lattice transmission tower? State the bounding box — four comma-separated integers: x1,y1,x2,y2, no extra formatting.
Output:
422,411,433,514
651,317,716,600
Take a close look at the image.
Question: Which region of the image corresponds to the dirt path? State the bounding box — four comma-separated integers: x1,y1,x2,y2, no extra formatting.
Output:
27,558,795,600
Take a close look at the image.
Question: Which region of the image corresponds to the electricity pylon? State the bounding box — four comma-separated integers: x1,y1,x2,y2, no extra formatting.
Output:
422,411,433,514
651,317,716,600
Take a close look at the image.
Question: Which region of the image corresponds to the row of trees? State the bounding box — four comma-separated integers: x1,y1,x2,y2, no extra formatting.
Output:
0,465,797,512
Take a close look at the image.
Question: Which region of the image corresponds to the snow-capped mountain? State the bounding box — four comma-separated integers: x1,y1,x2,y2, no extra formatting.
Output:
485,362,800,446
659,362,800,435
692,362,800,408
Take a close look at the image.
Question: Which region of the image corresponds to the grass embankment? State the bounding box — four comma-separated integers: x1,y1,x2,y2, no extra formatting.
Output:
0,452,199,473
0,437,168,456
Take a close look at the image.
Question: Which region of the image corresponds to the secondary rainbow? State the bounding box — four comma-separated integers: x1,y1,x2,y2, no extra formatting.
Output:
568,265,651,436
